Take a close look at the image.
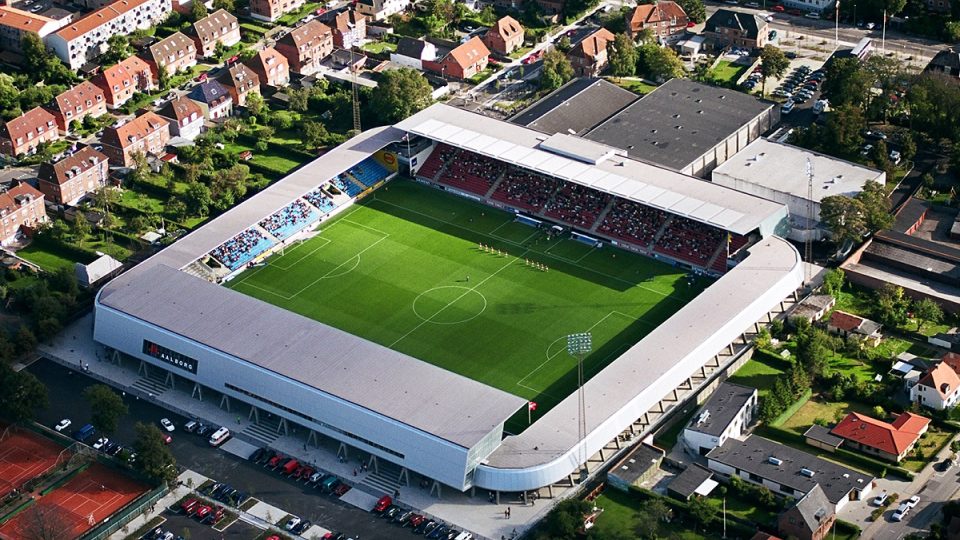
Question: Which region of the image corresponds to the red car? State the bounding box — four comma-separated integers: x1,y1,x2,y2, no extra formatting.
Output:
315,7,325,14
181,498,199,513
267,454,283,468
194,505,212,519
195,72,208,82
227,55,239,65
333,483,351,496
686,21,696,27
281,459,299,476
408,514,426,528
771,4,785,10
161,434,172,445
373,495,392,513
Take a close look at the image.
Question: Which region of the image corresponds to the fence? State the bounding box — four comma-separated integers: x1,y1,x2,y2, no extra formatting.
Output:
81,484,168,540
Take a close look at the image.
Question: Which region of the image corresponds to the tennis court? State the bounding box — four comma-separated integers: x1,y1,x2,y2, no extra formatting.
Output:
0,425,64,498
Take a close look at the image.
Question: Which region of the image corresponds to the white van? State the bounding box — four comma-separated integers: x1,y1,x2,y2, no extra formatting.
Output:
454,533,473,540
208,427,231,447
781,100,795,115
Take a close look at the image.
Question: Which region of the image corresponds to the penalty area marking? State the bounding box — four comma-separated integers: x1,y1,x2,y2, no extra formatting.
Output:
412,286,488,325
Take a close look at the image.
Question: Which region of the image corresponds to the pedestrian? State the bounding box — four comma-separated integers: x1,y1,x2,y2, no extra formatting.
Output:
303,443,307,451
353,468,357,476
508,507,511,518
394,489,400,499
504,509,508,519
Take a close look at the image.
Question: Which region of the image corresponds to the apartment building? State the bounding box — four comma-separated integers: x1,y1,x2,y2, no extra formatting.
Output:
275,20,333,76
0,107,59,157
100,111,170,167
91,55,155,109
190,9,240,58
37,146,110,206
47,81,107,134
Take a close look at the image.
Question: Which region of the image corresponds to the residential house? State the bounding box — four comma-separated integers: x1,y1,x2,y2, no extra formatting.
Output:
190,9,240,58
331,9,365,49
482,16,524,56
827,310,883,347
47,0,173,70
0,107,59,157
247,47,289,88
47,81,107,134
356,0,409,22
930,330,960,352
777,485,836,540
567,28,615,77
327,48,365,71
145,32,197,83
790,294,836,324
424,36,490,80
703,9,769,51
0,7,66,53
75,253,123,288
829,411,930,463
275,20,333,76
100,111,170,167
682,382,757,456
188,80,232,120
781,0,836,14
249,0,304,22
626,1,688,43
911,361,960,410
390,37,437,70
91,55,154,109
0,182,46,245
666,465,717,500
218,63,260,107
926,49,960,78
706,435,875,512
156,96,203,140
37,145,109,206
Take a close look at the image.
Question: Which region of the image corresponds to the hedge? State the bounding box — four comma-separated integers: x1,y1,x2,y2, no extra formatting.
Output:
835,518,862,537
770,388,813,427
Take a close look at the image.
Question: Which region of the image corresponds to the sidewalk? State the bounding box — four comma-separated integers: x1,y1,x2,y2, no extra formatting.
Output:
108,470,208,540
41,314,566,540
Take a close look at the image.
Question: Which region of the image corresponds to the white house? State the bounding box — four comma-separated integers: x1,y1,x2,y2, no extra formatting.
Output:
390,37,437,70
356,0,409,21
911,361,960,410
683,382,757,456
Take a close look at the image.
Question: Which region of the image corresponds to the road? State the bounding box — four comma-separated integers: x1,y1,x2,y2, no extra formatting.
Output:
26,358,398,540
864,459,960,539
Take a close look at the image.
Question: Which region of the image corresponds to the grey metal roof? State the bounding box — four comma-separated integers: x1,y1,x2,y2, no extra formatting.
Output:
686,382,755,438
609,443,663,485
706,435,873,504
99,265,526,448
584,79,775,171
803,425,844,449
509,78,637,136
396,103,786,236
667,464,714,499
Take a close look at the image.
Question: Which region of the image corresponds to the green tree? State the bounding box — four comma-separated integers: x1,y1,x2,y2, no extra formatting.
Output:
303,120,330,149
539,499,592,539
677,0,706,22
687,496,717,531
212,0,234,10
370,68,433,123
190,0,208,21
822,268,846,297
820,195,867,245
157,64,171,91
608,33,638,78
246,92,265,118
855,180,893,233
132,422,178,484
184,182,212,217
102,35,131,65
637,43,684,82
288,88,310,112
692,61,711,83
540,49,574,91
900,131,917,162
213,41,227,62
14,325,36,355
71,215,91,246
84,384,128,435
914,297,943,331
759,45,789,96
824,104,865,157
822,57,871,109
635,497,671,538
478,5,497,25
876,283,910,327
796,326,832,381
0,363,48,422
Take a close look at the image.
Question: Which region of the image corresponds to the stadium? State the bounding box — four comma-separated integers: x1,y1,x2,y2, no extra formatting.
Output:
93,103,804,496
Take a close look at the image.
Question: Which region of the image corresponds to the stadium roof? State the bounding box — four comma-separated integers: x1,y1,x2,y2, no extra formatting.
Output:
396,103,786,236
509,78,637,135
99,265,526,448
712,139,885,203
584,79,776,171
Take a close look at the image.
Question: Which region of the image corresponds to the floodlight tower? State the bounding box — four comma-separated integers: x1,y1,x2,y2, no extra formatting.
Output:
805,158,814,286
567,332,592,481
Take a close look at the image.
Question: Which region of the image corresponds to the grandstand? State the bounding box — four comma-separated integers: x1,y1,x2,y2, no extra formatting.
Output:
93,104,802,501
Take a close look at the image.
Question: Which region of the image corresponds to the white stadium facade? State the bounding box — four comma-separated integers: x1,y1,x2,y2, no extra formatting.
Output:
93,104,804,496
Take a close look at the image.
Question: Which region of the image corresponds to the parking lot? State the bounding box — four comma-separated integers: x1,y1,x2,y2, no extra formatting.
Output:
28,359,396,540
141,508,262,540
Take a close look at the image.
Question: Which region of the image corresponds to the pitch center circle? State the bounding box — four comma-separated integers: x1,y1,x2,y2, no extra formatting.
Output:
413,286,487,325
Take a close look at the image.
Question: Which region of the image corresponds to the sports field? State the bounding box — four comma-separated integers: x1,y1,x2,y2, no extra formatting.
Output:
227,180,710,428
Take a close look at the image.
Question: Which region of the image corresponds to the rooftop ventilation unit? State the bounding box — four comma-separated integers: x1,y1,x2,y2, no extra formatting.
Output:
768,456,783,466
800,468,815,477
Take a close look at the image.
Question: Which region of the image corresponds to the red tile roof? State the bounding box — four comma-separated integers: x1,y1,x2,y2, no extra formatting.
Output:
55,0,153,42
96,55,152,91
52,81,105,116
572,27,615,59
942,352,960,374
0,6,56,33
447,36,490,69
38,146,108,186
830,412,930,456
0,182,43,213
629,1,686,28
829,310,864,332
490,15,523,39
3,107,56,142
102,111,168,151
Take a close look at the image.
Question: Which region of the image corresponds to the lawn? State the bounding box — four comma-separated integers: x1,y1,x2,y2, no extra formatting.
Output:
704,492,776,526
16,243,91,272
227,180,708,429
778,397,875,436
606,77,657,95
728,349,792,397
223,141,302,175
277,1,324,26
710,60,748,84
901,427,954,472
653,406,697,450
361,40,397,54
591,489,708,540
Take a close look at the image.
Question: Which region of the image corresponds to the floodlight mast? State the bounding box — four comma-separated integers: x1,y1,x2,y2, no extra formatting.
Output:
567,332,592,481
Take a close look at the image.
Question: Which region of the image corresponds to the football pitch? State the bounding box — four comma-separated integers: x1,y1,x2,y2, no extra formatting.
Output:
227,180,711,430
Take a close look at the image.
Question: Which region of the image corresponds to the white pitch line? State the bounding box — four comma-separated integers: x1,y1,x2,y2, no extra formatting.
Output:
389,249,528,349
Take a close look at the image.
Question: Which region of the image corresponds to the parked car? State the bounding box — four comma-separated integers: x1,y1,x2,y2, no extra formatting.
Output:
293,520,312,534
195,505,213,520
285,516,302,531
160,433,172,445
873,491,889,506
55,419,72,432
772,4,784,10
889,150,902,164
333,483,351,496
408,514,426,529
160,418,175,432
905,495,920,508
862,129,887,140
892,503,909,521
184,420,199,433
861,144,874,156
373,495,392,513
781,100,795,115
93,437,109,450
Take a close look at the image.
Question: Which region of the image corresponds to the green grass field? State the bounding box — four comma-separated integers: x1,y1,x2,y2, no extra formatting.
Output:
227,180,709,430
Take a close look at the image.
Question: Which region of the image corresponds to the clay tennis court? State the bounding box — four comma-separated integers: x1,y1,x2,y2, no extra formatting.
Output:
0,463,148,539
0,426,63,498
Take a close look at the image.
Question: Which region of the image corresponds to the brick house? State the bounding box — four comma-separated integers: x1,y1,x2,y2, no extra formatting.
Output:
249,0,304,22
188,80,233,120
47,81,107,134
190,9,240,58
331,9,365,49
92,55,155,109
0,107,59,157
829,411,930,463
778,485,836,540
247,47,290,88
145,31,197,84
100,111,170,167
482,16,524,56
703,9,769,50
0,183,46,245
156,96,204,140
37,146,110,206
0,7,66,53
218,63,260,107
275,20,333,76
424,36,490,80
626,1,688,43
568,27,615,77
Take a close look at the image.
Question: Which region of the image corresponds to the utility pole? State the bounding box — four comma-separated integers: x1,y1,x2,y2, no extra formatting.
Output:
835,0,840,50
